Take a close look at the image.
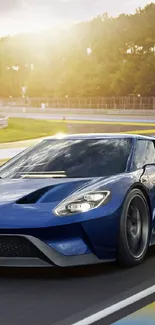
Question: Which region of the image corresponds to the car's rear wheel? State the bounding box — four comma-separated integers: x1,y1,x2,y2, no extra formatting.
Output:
117,189,151,267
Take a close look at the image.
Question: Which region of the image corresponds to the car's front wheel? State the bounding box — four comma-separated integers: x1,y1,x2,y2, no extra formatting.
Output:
117,189,151,267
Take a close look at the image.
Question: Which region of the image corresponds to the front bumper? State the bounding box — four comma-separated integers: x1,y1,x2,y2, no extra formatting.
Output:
0,235,114,267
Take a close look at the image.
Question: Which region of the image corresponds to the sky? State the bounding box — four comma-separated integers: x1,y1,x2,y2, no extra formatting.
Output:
0,0,152,36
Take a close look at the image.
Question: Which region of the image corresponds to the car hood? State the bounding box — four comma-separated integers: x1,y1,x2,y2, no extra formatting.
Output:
0,177,98,203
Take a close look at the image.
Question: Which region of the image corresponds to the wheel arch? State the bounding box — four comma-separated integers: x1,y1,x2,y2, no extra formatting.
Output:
125,183,152,221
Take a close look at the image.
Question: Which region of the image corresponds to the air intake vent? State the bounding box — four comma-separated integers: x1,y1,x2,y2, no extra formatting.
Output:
16,186,52,204
0,236,50,263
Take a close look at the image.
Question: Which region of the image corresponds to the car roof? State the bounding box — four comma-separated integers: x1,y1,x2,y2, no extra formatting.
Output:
43,133,155,141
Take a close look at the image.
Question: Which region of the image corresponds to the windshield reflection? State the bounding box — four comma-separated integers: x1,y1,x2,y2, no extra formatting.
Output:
0,138,132,179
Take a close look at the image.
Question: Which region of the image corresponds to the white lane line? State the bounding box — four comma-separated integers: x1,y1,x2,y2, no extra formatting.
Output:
71,285,155,325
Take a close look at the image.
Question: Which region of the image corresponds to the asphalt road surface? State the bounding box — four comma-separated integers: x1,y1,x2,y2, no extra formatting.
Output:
0,114,155,325
1,248,155,325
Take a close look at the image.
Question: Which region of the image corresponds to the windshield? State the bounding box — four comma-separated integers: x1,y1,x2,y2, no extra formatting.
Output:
0,138,132,179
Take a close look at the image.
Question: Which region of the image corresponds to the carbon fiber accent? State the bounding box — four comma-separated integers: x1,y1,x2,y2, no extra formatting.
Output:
0,236,50,263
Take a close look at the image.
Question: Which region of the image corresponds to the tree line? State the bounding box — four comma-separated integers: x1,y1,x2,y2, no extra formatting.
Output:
0,3,155,98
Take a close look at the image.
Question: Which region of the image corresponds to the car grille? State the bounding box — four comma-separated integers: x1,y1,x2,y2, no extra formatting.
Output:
0,236,50,262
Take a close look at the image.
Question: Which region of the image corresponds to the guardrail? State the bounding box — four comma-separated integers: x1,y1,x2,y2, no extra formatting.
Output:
0,116,8,129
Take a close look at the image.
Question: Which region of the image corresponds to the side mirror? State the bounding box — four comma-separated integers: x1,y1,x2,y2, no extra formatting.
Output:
143,163,155,170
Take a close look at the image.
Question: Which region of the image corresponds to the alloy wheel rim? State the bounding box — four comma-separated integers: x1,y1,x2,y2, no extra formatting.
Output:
126,195,149,259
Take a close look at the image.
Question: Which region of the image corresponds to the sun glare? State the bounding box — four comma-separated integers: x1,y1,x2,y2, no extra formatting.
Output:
0,10,67,37
55,133,66,139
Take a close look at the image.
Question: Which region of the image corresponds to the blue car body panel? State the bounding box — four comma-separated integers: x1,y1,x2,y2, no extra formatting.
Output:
0,133,155,267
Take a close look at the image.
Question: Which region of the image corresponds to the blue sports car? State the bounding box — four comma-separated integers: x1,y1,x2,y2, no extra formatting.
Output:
0,133,155,268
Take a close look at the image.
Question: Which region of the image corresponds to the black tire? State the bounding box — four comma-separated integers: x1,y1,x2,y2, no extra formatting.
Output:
117,188,151,268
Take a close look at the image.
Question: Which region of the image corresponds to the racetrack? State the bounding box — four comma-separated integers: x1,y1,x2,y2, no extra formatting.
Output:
0,113,155,325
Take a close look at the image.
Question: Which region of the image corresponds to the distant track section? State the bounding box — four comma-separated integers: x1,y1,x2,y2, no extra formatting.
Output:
3,111,155,123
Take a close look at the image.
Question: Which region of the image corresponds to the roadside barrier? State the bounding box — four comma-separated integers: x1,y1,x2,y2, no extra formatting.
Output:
0,116,8,129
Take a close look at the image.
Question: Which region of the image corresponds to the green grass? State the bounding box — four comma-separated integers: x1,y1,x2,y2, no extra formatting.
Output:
0,159,8,166
0,118,68,143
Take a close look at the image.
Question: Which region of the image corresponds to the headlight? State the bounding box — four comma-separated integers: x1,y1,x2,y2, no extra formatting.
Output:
54,190,110,216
